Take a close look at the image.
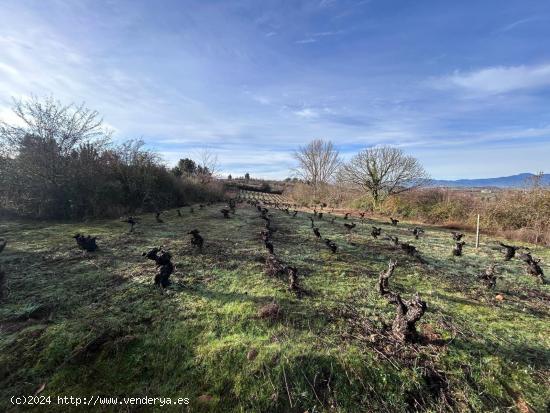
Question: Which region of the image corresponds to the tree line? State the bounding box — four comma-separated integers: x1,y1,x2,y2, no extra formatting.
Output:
0,96,223,219
293,139,430,208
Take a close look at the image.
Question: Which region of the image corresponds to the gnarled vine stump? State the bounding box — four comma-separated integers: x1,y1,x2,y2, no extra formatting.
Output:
392,293,427,343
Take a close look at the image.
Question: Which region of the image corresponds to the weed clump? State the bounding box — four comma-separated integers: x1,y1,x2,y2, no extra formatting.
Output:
258,302,281,320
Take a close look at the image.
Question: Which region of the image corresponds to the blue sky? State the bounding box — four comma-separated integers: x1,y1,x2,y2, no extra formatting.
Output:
1,0,549,179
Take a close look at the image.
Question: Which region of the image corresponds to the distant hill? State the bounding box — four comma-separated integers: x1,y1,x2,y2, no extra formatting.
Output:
429,173,550,188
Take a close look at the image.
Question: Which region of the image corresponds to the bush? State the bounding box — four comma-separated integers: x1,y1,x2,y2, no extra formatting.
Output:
288,182,550,245
286,182,360,208
381,188,550,245
0,97,225,220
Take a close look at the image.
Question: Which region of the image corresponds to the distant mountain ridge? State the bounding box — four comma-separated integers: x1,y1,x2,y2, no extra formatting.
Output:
429,173,550,188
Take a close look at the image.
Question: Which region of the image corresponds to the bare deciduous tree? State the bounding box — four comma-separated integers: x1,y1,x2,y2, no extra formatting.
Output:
293,139,340,189
0,96,112,216
339,146,429,208
1,95,111,155
196,148,219,181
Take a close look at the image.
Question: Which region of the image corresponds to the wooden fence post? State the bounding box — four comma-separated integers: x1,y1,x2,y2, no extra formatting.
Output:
475,214,480,249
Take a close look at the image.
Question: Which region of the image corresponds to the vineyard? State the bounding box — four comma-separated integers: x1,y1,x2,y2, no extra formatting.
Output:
0,197,549,412
238,190,290,204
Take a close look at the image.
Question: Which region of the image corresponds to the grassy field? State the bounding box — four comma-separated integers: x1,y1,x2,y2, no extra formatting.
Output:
1,193,549,412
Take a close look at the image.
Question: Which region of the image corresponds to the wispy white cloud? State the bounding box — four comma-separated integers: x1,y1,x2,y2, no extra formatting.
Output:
312,30,343,37
319,0,336,7
494,17,539,33
249,94,272,105
295,29,344,44
418,141,550,180
295,38,317,44
293,108,319,118
0,106,25,126
400,125,550,149
435,63,550,95
0,61,20,78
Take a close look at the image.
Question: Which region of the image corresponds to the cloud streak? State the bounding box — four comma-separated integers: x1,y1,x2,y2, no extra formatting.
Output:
438,63,550,95
494,17,540,33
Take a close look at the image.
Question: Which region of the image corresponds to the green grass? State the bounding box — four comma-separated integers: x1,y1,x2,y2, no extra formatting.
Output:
1,199,549,412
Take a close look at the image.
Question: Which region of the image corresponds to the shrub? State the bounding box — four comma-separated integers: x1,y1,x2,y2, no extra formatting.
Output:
381,188,550,245
0,98,225,220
